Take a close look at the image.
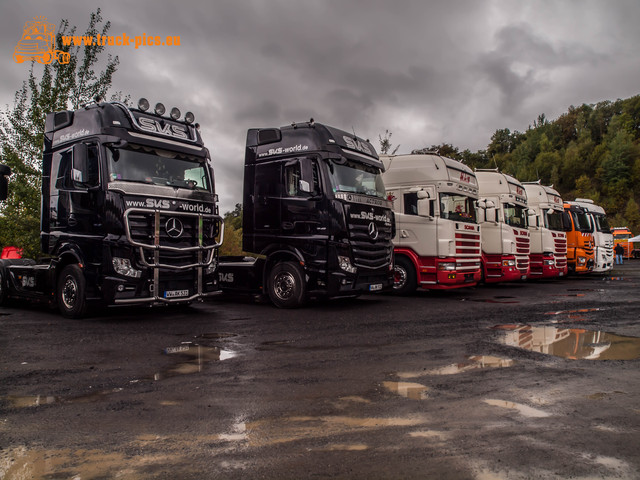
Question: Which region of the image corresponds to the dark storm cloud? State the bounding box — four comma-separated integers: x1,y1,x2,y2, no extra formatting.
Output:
475,22,607,115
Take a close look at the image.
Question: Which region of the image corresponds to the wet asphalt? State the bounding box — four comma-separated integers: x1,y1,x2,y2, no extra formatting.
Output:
1,262,639,479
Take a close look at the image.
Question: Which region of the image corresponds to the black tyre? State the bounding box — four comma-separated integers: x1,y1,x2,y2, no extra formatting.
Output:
57,264,87,319
392,256,417,295
266,261,306,308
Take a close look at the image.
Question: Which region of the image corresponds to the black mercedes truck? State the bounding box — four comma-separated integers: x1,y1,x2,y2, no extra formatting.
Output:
0,99,223,318
218,120,394,307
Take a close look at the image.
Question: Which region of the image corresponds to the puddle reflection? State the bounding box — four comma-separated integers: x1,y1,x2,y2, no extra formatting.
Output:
383,381,429,400
483,399,551,418
423,356,515,376
494,325,640,360
155,343,237,380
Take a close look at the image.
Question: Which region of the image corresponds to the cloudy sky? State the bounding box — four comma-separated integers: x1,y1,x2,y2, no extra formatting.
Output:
2,0,639,214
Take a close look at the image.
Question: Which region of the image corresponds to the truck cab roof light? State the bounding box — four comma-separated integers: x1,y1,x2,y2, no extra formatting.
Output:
170,107,181,120
184,111,195,124
155,103,166,116
138,98,150,111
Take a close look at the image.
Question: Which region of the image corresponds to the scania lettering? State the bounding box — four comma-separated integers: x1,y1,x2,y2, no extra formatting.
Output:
381,153,481,293
476,169,531,282
567,199,613,273
218,121,394,308
562,203,595,274
0,98,223,318
522,182,568,278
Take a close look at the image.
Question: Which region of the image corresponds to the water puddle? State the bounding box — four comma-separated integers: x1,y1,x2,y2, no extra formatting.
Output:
196,332,238,340
545,307,602,316
494,325,640,360
155,343,237,380
419,355,515,376
245,414,429,447
382,381,429,400
483,399,551,418
3,389,123,409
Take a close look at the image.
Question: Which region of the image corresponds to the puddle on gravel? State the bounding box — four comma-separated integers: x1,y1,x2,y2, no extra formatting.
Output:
494,325,640,360
155,343,237,380
544,307,602,316
398,356,515,378
483,399,551,418
471,298,519,304
3,389,124,409
195,332,238,340
246,414,429,447
424,356,515,376
382,381,429,400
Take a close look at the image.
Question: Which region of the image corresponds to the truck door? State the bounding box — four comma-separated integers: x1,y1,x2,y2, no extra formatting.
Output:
281,158,322,237
253,161,282,239
51,144,101,235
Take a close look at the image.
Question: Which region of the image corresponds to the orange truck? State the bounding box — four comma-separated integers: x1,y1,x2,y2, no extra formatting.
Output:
562,203,594,273
611,227,635,259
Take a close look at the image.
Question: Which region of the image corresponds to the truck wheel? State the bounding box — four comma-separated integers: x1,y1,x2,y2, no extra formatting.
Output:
266,261,306,308
57,265,87,319
393,256,417,295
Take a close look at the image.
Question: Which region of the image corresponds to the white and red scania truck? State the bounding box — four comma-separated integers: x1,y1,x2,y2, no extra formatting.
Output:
380,153,482,294
475,169,531,283
522,182,568,278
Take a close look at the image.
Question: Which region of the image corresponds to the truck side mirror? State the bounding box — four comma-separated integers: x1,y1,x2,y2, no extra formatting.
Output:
528,208,537,228
72,143,88,184
0,164,11,201
417,198,431,217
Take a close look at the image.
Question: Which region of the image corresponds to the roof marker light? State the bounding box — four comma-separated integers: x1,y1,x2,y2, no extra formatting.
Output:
170,107,181,120
155,103,166,116
138,98,150,111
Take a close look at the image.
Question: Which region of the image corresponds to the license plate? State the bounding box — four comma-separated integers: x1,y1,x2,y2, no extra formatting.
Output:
559,272,564,276
369,283,383,292
165,289,189,298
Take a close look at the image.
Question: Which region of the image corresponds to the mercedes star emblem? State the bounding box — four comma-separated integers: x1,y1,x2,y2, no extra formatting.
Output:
368,221,379,240
165,217,184,238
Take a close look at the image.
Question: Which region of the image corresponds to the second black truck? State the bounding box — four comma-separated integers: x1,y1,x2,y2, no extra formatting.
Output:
219,120,395,307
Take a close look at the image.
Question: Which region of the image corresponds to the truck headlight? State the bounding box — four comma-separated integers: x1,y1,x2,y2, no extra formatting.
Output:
578,257,586,265
502,259,516,267
113,257,142,278
206,257,218,275
338,256,357,274
543,259,555,266
437,262,456,271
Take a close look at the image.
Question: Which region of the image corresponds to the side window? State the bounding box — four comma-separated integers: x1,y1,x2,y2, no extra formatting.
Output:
404,192,418,216
284,163,302,197
84,145,100,188
55,149,73,190
284,159,320,197
54,145,100,190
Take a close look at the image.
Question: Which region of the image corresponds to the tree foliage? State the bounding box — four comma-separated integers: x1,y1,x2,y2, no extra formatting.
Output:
0,9,122,257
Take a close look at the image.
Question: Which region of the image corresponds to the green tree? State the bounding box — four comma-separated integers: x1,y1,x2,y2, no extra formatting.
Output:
378,130,400,155
0,9,121,257
219,204,244,257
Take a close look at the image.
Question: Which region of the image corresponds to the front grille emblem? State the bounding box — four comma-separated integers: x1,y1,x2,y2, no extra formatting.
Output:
368,221,379,240
166,217,184,238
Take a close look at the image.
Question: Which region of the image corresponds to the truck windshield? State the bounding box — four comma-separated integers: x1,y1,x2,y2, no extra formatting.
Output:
545,211,564,231
571,211,591,232
107,145,211,192
439,193,476,223
503,203,527,228
328,159,386,199
593,213,611,233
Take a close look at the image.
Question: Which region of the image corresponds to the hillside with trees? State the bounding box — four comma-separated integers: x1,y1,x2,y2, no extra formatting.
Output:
414,95,640,234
